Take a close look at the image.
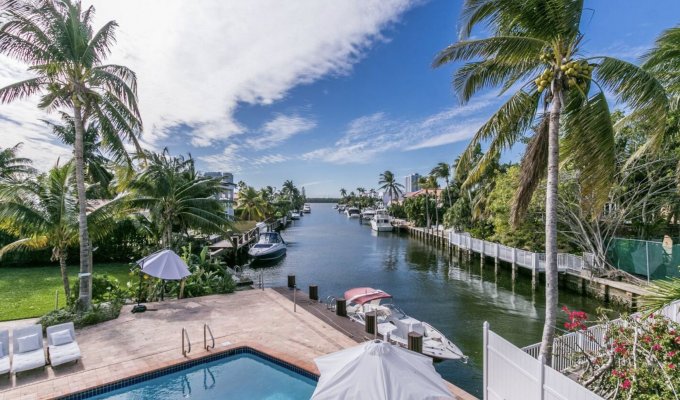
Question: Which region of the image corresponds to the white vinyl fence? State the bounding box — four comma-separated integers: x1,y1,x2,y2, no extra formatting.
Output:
522,299,680,372
449,231,589,274
484,322,603,400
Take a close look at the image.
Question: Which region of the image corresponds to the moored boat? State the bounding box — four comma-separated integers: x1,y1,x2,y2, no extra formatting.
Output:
303,204,311,213
290,211,301,220
344,287,467,361
360,208,375,224
248,232,287,261
345,207,360,218
371,209,393,232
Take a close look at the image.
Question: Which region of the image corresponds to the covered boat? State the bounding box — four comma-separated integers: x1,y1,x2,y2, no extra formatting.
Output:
345,207,361,218
248,232,287,261
344,287,466,361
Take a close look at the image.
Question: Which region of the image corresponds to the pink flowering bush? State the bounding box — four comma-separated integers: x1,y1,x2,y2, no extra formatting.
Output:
562,307,680,399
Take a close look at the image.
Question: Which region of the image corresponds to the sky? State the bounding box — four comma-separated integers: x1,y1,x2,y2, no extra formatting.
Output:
1,0,679,197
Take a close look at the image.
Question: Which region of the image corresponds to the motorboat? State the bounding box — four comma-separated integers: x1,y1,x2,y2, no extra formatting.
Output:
248,232,287,261
371,209,393,232
344,287,467,362
345,207,361,218
303,204,311,213
290,211,301,220
333,204,338,209
360,208,375,224
338,205,346,212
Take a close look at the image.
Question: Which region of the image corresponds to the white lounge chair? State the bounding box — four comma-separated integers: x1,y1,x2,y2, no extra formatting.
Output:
11,325,46,374
0,329,9,375
46,322,81,367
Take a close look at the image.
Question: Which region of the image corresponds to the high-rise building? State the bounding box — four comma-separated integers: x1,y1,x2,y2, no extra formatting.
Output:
405,173,421,193
202,171,235,218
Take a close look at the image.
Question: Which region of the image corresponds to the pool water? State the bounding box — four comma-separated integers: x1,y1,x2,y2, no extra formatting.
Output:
89,353,317,399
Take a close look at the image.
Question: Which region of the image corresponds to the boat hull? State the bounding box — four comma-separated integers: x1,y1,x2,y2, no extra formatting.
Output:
248,246,287,261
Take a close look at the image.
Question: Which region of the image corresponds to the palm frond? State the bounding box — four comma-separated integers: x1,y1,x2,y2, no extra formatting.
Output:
453,58,541,103
433,36,548,69
0,77,44,103
511,113,549,225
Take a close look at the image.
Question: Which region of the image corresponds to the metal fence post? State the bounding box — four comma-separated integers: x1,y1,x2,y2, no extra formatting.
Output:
645,242,651,282
483,321,489,400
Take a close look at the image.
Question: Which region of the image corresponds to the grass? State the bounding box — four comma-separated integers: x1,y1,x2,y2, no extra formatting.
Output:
0,263,133,321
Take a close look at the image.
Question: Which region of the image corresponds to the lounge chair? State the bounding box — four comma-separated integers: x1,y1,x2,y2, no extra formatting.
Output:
0,329,9,375
11,325,46,374
46,322,81,367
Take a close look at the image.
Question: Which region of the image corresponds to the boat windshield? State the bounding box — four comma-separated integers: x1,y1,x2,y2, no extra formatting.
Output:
259,233,281,244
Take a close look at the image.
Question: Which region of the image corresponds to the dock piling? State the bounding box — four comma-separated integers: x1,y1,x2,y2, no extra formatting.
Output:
287,274,296,289
335,298,347,317
365,311,377,336
408,332,423,353
309,285,319,301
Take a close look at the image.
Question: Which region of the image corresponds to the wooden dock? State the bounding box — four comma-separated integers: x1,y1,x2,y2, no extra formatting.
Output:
272,287,375,343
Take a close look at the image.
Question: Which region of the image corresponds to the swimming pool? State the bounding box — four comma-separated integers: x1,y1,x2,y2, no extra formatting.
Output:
62,348,318,400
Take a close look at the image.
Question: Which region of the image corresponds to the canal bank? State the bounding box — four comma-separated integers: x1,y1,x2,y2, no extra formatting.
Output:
407,226,649,309
241,203,610,398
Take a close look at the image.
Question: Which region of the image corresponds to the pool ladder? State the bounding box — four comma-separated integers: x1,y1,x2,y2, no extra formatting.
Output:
182,327,191,357
204,323,215,351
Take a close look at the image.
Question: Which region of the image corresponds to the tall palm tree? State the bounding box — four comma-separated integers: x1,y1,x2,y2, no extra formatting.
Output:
378,170,405,205
0,0,143,309
431,162,452,208
126,150,230,248
433,0,667,363
0,162,117,298
0,143,34,182
340,188,347,198
356,187,366,197
238,186,268,221
418,176,431,228
643,25,680,109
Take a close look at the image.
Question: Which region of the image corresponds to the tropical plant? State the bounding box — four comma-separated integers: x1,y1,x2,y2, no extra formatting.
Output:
433,0,668,363
238,186,268,221
431,163,453,207
0,163,119,298
378,170,404,205
0,143,34,182
340,188,347,198
125,149,230,249
643,25,680,109
0,0,143,309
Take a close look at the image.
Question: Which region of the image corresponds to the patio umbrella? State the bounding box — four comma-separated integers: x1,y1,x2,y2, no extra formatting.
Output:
311,340,454,400
132,249,191,313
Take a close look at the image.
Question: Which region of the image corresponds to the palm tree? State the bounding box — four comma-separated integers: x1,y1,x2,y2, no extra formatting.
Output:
0,162,117,299
643,26,680,109
356,187,366,197
340,188,347,199
433,0,667,363
418,176,431,228
238,186,268,221
431,163,453,208
125,150,230,248
0,0,143,309
378,170,405,205
0,143,34,182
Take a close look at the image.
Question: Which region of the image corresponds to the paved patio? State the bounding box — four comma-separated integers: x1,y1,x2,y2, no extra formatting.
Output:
0,288,474,399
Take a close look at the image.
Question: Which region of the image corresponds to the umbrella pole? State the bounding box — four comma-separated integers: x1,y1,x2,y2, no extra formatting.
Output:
137,269,143,306
161,280,165,301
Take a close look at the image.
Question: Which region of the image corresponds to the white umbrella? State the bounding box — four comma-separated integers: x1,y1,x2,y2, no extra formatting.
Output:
312,340,454,400
138,249,191,280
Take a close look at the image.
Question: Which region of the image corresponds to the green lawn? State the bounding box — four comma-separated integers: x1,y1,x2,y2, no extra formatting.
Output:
0,263,133,321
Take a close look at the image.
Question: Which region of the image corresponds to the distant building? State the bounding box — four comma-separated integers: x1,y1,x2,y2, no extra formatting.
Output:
405,173,421,193
202,171,235,218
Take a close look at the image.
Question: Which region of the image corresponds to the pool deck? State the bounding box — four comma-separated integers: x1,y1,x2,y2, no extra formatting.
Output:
0,289,476,399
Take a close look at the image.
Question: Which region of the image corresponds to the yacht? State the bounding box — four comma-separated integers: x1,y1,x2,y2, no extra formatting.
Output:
344,287,467,362
345,207,361,218
371,209,393,232
360,208,375,224
337,205,346,212
303,204,311,213
290,211,301,220
248,232,286,261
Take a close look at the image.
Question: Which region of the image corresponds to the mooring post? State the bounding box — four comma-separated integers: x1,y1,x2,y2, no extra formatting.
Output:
309,285,318,301
408,332,423,353
287,274,296,289
336,298,347,317
365,311,377,336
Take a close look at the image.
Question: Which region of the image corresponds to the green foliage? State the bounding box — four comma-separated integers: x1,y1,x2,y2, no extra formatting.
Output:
387,203,406,219
69,273,130,306
486,166,544,251
403,196,436,227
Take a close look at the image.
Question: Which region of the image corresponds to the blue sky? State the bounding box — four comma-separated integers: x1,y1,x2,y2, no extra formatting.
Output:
1,0,679,197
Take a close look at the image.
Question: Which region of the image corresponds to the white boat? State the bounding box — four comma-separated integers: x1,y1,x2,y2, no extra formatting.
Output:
248,232,287,261
371,209,393,232
345,207,360,218
333,204,338,209
344,287,467,362
338,205,346,212
290,211,301,220
360,208,375,224
303,204,311,213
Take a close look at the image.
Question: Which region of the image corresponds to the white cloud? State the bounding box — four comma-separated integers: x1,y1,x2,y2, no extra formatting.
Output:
246,114,316,150
1,0,417,167
301,95,497,164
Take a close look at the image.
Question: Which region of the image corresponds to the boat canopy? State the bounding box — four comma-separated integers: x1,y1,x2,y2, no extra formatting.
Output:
344,287,392,305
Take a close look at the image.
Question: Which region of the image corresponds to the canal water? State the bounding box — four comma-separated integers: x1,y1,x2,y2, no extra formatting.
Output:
242,203,607,397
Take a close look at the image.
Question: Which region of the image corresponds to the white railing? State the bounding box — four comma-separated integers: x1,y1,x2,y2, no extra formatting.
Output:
521,299,680,372
484,322,603,400
448,231,588,274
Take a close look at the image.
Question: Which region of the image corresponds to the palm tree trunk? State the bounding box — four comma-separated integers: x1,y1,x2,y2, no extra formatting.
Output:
73,103,92,310
445,177,452,208
539,86,562,366
59,252,70,300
